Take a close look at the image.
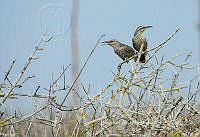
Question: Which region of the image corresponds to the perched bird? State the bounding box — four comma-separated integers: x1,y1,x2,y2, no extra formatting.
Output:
132,26,152,63
101,39,135,61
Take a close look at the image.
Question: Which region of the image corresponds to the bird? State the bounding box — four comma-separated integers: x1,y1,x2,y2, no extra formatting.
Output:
101,39,135,61
132,26,152,63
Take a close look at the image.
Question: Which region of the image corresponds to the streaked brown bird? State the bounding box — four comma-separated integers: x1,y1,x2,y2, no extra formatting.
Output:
132,26,152,63
101,39,135,61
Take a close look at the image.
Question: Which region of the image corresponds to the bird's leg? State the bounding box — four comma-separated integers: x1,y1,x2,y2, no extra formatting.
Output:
125,56,134,63
124,58,129,64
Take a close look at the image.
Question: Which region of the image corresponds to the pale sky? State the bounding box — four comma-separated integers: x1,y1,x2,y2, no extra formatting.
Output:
0,0,199,111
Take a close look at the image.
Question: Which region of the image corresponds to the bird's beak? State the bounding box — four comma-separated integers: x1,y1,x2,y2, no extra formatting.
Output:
101,41,109,45
144,26,153,29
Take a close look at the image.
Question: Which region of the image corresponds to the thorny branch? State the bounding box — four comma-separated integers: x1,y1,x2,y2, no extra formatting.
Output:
0,30,53,107
0,28,199,137
60,34,106,107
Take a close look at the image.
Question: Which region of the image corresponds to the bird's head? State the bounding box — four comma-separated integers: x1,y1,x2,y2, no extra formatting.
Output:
101,39,120,46
134,26,152,36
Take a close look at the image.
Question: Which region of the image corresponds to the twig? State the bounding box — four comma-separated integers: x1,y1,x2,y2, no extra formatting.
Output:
0,30,52,107
50,64,71,93
0,104,49,127
60,34,105,107
0,92,55,99
4,59,16,81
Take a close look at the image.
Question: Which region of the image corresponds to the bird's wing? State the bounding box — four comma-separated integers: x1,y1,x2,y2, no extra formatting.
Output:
132,37,137,51
132,37,141,51
120,45,135,53
120,45,135,59
114,49,125,60
143,37,147,51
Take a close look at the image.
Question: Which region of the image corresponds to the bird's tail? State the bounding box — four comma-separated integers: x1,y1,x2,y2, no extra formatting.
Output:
134,53,146,63
140,54,146,63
